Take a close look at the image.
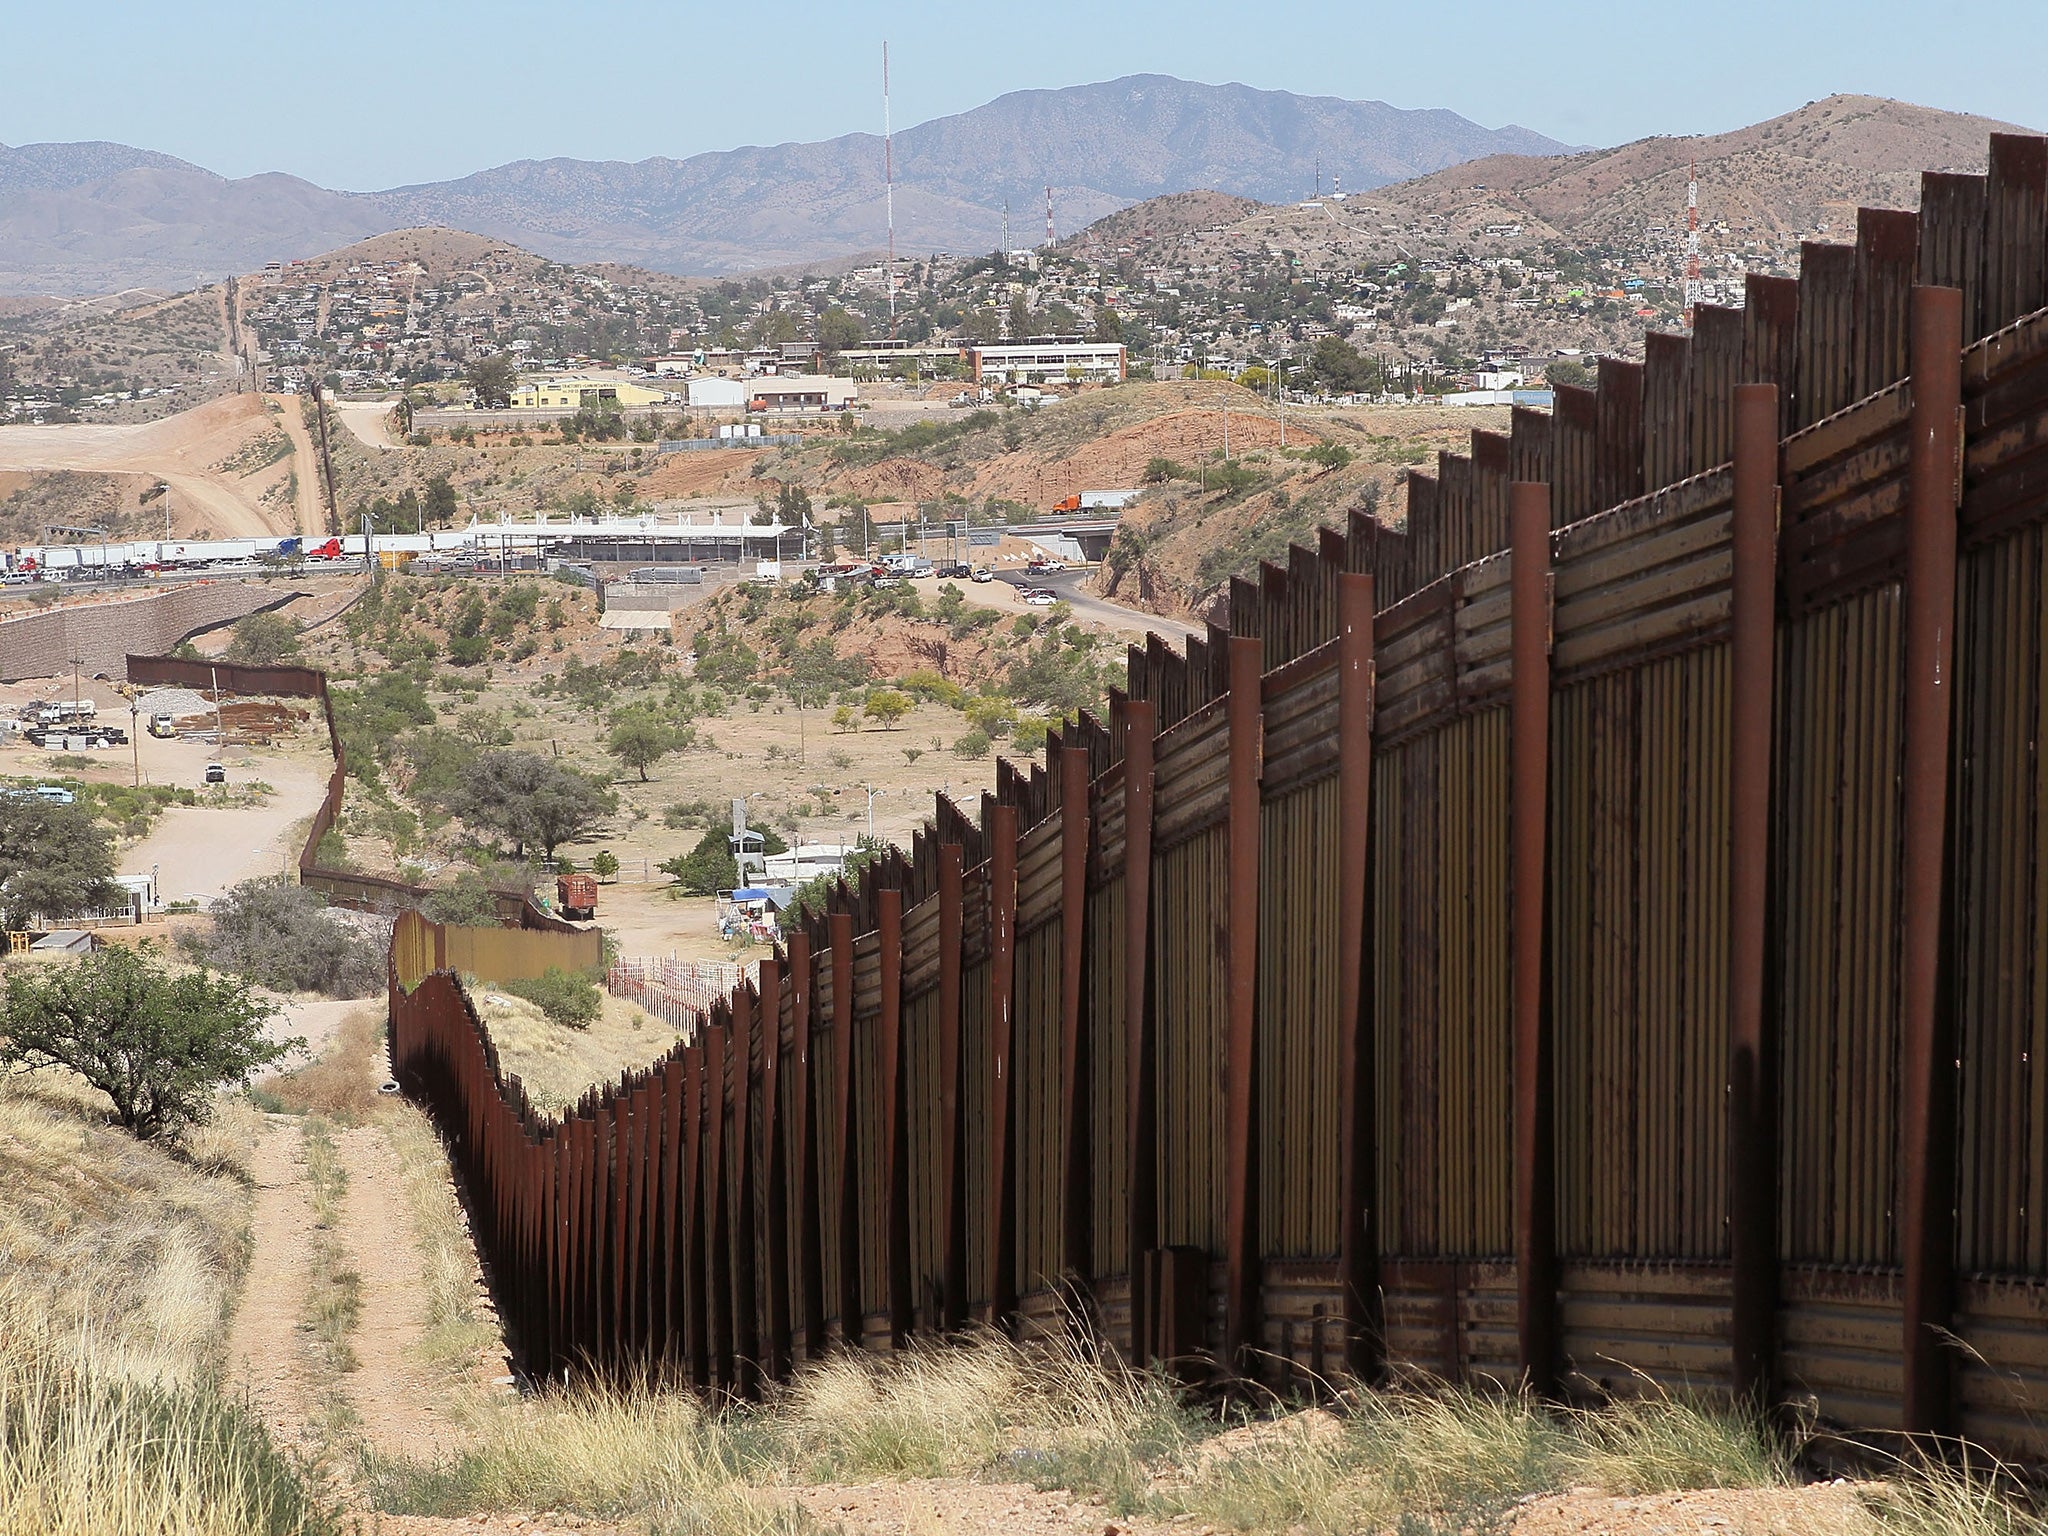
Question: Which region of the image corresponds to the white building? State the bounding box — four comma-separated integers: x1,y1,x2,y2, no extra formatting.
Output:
686,376,748,410
748,376,859,413
964,339,1127,385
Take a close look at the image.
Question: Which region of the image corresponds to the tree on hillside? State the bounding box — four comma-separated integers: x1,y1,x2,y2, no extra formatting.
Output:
0,796,119,928
1546,358,1592,390
1310,335,1378,395
1093,305,1122,343
225,610,302,666
817,306,866,358
425,475,460,524
0,944,293,1142
468,353,518,407
1007,295,1032,342
448,750,615,859
606,711,680,781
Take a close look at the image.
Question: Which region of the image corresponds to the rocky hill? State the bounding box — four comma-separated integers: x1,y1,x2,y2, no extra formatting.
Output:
0,76,1568,295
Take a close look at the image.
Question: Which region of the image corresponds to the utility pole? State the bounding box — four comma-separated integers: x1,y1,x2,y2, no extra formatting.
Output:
862,784,886,843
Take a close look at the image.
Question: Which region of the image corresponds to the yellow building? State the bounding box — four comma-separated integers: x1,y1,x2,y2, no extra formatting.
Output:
508,376,670,409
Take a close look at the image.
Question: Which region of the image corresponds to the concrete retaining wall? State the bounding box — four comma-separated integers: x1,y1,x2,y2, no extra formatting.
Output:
0,582,300,682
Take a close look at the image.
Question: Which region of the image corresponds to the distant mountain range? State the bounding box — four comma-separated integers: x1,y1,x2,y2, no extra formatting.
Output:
0,76,1572,295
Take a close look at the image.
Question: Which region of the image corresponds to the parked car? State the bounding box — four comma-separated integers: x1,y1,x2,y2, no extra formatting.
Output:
203,762,227,785
1024,589,1057,606
970,567,994,583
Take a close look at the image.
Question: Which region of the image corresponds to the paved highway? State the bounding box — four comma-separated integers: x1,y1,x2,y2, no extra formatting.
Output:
998,568,1204,643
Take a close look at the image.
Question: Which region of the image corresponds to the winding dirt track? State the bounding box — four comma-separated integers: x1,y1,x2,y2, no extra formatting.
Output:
0,395,301,538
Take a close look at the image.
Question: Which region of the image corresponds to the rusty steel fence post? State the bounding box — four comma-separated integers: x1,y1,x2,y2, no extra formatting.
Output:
1334,568,1380,1382
936,847,968,1332
730,988,760,1391
1058,746,1095,1294
787,932,823,1358
878,888,912,1346
1900,283,1964,1441
758,958,790,1380
830,910,858,1346
1224,634,1265,1374
1728,382,1783,1409
1509,481,1558,1396
705,1022,732,1387
1120,699,1160,1363
987,802,1021,1331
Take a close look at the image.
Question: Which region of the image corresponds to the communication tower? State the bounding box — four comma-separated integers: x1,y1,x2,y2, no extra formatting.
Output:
1044,186,1054,248
883,43,896,334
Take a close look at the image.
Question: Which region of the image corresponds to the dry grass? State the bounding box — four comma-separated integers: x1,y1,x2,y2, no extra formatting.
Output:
358,1330,2048,1536
299,1118,361,1376
473,985,686,1120
0,1063,253,1386
251,1009,385,1124
382,1103,500,1370
0,1066,329,1533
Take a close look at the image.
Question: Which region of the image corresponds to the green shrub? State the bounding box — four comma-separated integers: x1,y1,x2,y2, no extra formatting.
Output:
500,967,602,1029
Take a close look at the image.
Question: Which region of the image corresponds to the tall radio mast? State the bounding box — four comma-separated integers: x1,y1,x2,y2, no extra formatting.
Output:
884,42,896,334
1044,185,1054,248
1683,161,1701,324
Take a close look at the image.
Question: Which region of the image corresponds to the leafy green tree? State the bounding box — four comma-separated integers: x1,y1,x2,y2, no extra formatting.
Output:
467,352,518,407
447,750,615,859
952,729,992,759
0,944,293,1141
1093,305,1122,343
591,850,620,882
1310,335,1378,395
817,306,866,357
863,688,912,730
0,795,119,927
425,475,460,524
1546,358,1592,390
606,712,679,781
659,823,788,896
224,610,301,665
1306,441,1354,470
1007,295,1032,342
964,694,1017,737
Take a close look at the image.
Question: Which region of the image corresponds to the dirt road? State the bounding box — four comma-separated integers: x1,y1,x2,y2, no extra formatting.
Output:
335,400,401,451
0,395,297,539
999,568,1203,642
273,394,327,537
115,736,331,907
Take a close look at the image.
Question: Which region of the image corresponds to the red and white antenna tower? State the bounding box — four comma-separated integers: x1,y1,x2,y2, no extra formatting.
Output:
1683,160,1701,324
1044,185,1054,248
883,42,896,335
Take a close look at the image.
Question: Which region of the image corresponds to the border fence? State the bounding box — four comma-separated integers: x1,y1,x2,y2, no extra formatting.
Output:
388,132,2048,1456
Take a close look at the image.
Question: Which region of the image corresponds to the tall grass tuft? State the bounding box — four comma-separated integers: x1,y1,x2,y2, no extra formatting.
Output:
0,1281,332,1536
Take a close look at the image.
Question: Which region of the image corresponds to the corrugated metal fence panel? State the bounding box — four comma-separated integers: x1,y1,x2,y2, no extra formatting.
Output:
1012,920,1063,1297
1257,777,1342,1260
1372,710,1512,1257
1953,523,2048,1275
1154,824,1228,1252
1551,648,1731,1260
1775,585,1905,1268
853,1006,889,1336
810,1018,843,1336
901,985,945,1328
960,955,993,1311
1087,877,1130,1289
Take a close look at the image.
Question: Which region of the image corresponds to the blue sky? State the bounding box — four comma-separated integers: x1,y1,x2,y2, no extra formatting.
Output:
3,0,2043,189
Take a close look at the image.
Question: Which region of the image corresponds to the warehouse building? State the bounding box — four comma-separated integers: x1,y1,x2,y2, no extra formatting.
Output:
963,339,1127,384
